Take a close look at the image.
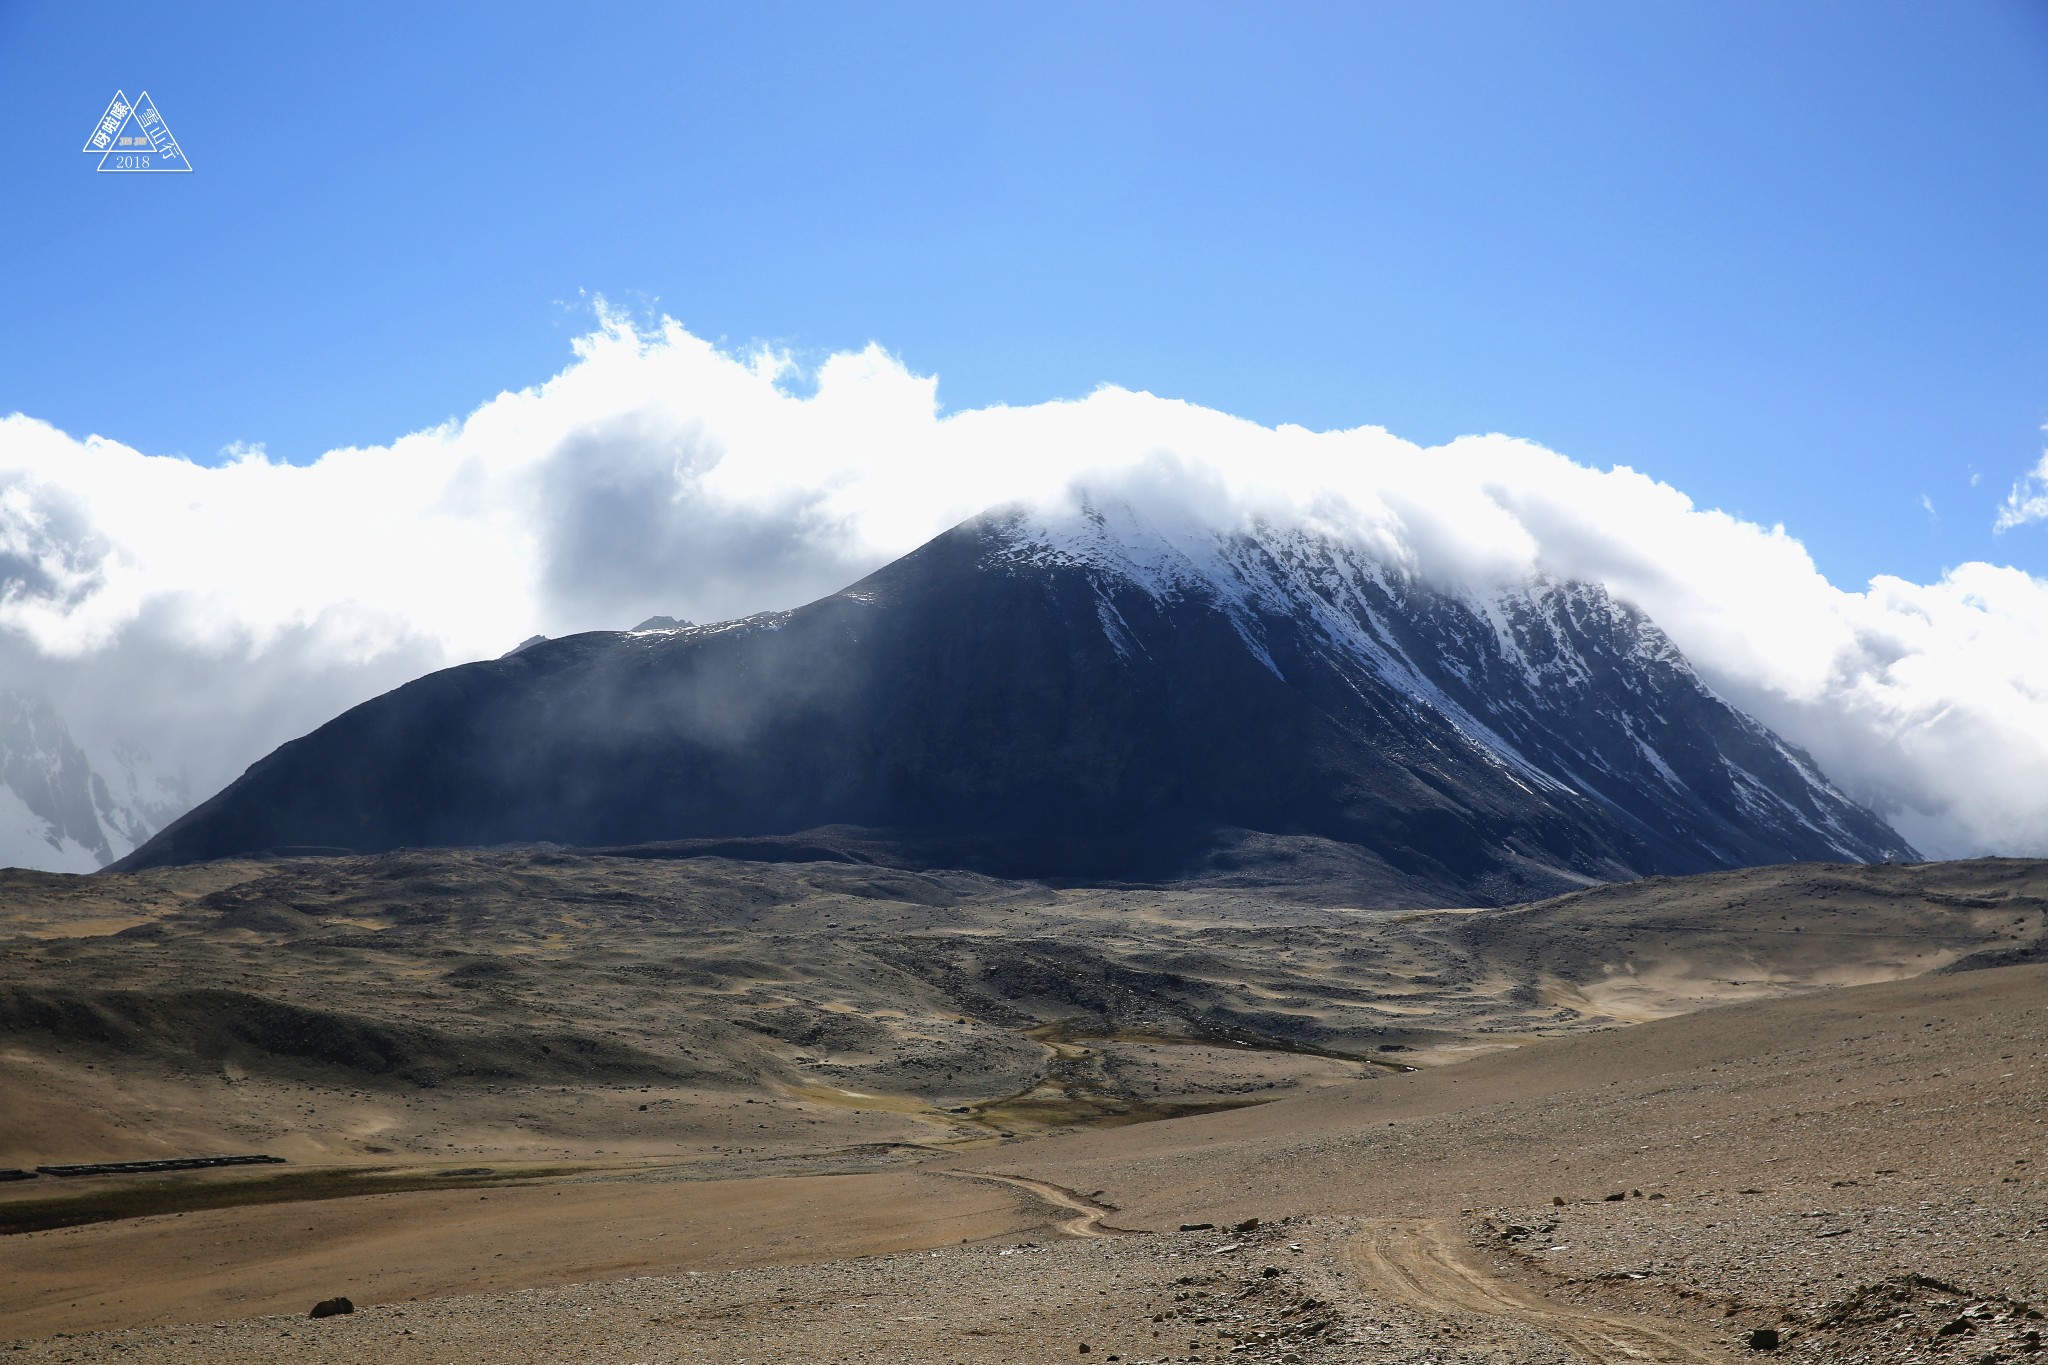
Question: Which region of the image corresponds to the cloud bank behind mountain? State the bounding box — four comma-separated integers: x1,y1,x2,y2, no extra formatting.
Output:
3,309,2044,864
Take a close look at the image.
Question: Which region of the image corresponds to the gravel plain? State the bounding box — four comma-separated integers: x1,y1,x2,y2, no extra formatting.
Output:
4,1221,1591,1365
3,857,2043,1362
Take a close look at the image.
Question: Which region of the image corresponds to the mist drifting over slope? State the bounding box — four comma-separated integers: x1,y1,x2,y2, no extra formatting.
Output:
3,308,2044,863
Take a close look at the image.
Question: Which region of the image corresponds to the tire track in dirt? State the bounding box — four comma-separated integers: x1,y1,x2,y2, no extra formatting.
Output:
926,1170,1126,1238
1345,1217,1725,1364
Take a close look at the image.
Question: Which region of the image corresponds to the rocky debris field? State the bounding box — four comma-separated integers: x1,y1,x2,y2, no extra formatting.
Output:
1,1220,1595,1365
1481,1181,2048,1363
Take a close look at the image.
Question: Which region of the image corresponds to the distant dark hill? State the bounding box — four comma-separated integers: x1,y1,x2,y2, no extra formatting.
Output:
114,503,1913,901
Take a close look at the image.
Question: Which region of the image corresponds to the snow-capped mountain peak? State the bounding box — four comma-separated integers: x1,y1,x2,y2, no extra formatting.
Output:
0,691,188,873
118,498,1912,896
980,497,1911,869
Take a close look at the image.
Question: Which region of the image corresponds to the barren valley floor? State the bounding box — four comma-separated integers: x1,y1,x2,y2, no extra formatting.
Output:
0,851,2042,1362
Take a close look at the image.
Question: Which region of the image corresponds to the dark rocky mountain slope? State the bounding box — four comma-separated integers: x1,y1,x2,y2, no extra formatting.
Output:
114,502,1913,902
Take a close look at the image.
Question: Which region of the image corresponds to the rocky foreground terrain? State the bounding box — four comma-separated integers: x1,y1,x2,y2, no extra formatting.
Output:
1,851,2043,1361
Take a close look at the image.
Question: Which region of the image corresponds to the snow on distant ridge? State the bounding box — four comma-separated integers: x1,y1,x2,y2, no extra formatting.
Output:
982,493,1907,865
0,691,186,872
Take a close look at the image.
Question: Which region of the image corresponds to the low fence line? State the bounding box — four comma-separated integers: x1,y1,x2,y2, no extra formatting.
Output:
27,1154,287,1179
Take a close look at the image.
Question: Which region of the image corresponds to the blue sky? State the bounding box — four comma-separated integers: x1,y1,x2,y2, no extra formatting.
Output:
3,0,2048,591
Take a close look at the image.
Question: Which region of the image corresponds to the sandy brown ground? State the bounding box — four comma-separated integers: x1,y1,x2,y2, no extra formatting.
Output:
1,854,2043,1360
4,1219,1589,1365
0,1168,1033,1340
985,962,2048,1361
3,962,2040,1361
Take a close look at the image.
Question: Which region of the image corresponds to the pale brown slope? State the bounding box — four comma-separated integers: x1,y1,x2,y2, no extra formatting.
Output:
980,960,2048,1223
974,962,2048,1358
0,1168,1039,1341
3,962,2037,1354
1451,856,2048,1020
4,853,2046,1357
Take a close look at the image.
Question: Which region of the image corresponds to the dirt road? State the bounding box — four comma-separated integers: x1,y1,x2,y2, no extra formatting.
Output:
929,1170,1124,1237
1346,1217,1726,1364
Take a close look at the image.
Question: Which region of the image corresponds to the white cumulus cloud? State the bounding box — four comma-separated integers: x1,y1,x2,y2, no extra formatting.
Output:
4,307,2048,862
1997,449,2048,531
